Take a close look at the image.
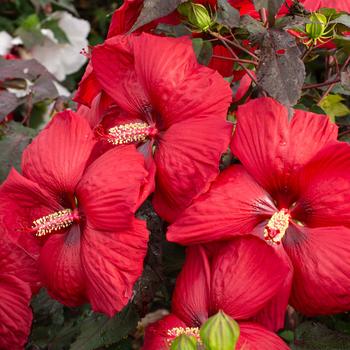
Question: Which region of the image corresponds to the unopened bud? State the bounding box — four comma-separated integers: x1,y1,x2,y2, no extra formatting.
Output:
170,334,198,350
200,311,240,350
178,2,213,32
305,12,328,40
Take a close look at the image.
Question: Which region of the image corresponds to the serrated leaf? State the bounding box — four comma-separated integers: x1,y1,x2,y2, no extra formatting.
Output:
257,29,305,106
216,0,240,28
70,304,139,350
240,15,266,43
0,122,36,182
130,0,187,33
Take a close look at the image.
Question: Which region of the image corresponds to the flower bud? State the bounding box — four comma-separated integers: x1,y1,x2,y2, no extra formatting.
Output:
170,334,198,350
200,311,240,350
178,2,213,32
305,12,328,40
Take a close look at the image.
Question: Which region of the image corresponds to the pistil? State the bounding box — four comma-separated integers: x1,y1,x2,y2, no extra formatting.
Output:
263,208,290,245
96,122,157,145
32,209,79,237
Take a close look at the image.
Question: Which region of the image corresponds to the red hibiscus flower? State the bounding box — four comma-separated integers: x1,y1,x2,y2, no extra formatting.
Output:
75,33,232,223
167,97,350,318
142,241,290,349
0,110,150,316
0,231,38,350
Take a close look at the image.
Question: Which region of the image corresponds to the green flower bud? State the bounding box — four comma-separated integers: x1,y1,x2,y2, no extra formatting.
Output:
178,2,213,32
306,12,328,40
200,311,240,350
170,334,198,350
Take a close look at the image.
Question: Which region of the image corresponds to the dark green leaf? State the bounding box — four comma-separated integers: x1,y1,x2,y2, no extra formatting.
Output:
192,38,213,65
70,304,139,350
294,321,350,350
330,14,350,27
216,0,240,28
0,122,36,182
257,29,305,106
341,66,350,90
240,15,266,43
130,0,187,33
253,0,284,24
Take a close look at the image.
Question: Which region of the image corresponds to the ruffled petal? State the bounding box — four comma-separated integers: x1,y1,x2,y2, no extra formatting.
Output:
0,275,32,350
284,224,350,315
252,246,293,331
107,0,144,38
74,62,102,107
81,219,148,316
172,246,210,326
133,33,232,129
293,142,350,227
237,322,290,350
0,235,39,291
210,236,290,321
91,35,148,116
142,314,187,350
301,0,350,12
76,145,149,232
152,117,232,223
39,224,87,307
231,97,338,196
0,168,60,257
167,165,276,245
22,110,96,196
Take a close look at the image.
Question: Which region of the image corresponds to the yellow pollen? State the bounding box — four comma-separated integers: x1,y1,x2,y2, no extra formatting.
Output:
263,209,290,245
167,327,201,345
107,122,153,145
32,209,76,237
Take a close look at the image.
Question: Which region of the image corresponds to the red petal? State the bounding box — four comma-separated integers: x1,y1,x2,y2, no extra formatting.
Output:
301,0,350,12
167,165,276,245
153,117,232,223
0,275,32,350
74,62,102,107
293,142,350,227
91,35,148,116
284,224,350,315
232,98,338,195
208,45,234,77
237,322,290,350
81,219,148,316
172,246,210,326
39,224,87,307
252,247,293,331
233,71,254,103
22,110,95,196
0,168,60,258
142,314,186,350
0,235,39,292
107,0,144,38
76,145,149,232
211,236,290,321
133,33,232,129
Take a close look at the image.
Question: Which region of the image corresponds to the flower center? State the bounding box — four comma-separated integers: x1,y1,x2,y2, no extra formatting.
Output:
96,122,157,145
32,209,79,237
263,209,290,245
167,327,201,345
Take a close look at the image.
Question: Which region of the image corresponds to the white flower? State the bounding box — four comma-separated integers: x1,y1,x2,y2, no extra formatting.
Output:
30,11,90,81
0,31,16,55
